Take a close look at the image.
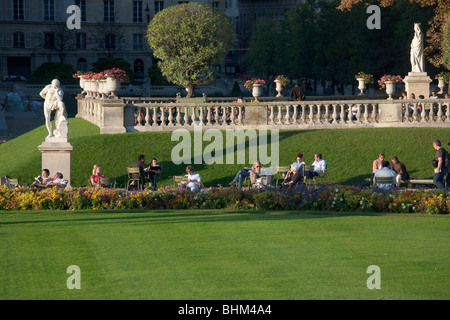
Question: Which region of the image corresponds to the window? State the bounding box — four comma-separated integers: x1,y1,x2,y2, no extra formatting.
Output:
75,0,86,22
155,1,164,13
13,0,24,20
105,34,116,49
133,34,143,50
104,0,114,22
43,0,55,21
133,1,142,23
13,32,25,48
178,1,189,4
76,33,87,49
77,58,88,72
44,32,55,49
212,1,219,8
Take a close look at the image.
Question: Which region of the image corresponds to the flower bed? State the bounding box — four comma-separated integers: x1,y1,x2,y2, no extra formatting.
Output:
1,185,448,214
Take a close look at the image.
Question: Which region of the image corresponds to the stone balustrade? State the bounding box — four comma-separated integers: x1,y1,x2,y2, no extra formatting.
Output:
75,95,449,134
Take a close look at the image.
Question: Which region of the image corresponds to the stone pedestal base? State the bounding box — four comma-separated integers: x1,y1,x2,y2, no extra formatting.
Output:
378,102,402,123
38,139,74,188
403,72,432,98
244,104,267,125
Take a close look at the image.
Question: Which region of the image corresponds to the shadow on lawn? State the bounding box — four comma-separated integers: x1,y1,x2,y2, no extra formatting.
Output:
0,209,384,227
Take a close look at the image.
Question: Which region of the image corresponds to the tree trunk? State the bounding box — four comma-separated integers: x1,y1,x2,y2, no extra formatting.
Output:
185,85,196,98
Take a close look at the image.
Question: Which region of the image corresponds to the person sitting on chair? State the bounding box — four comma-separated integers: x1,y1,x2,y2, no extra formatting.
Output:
180,165,202,192
147,158,161,191
90,164,105,187
389,156,410,188
282,165,302,187
47,172,66,188
132,154,149,187
230,165,254,188
250,161,269,187
312,153,327,177
32,168,52,187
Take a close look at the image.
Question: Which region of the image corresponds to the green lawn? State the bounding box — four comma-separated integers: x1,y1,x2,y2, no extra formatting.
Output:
1,210,449,300
0,117,449,188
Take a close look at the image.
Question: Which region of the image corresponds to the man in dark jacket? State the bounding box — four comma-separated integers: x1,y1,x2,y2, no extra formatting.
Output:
389,156,410,187
290,83,306,101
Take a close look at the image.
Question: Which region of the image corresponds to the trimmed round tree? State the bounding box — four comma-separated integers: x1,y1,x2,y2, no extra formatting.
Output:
146,3,233,97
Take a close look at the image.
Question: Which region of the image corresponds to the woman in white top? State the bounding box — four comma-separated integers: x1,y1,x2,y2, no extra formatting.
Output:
181,165,202,191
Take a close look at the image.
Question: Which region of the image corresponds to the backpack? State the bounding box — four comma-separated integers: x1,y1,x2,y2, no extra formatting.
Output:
444,149,450,169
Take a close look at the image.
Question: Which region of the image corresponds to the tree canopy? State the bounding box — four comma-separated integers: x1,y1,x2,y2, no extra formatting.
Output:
338,0,450,67
247,0,436,89
146,3,233,97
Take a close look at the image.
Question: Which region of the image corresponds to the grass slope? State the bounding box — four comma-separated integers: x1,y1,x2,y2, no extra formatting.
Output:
1,211,449,299
0,118,449,187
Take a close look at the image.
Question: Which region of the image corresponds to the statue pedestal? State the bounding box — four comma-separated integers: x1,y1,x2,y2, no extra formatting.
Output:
403,72,432,98
378,102,403,123
38,139,74,188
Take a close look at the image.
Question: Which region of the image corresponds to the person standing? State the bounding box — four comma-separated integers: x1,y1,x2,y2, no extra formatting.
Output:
432,140,448,192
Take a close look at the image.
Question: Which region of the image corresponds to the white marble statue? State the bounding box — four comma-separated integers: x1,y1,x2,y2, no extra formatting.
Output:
39,79,68,138
410,23,424,73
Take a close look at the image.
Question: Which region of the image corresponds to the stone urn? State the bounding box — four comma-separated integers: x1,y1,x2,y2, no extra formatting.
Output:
98,80,108,99
437,77,445,94
252,84,263,102
385,81,395,100
78,76,86,95
106,77,121,98
274,80,283,97
91,80,99,98
84,80,93,97
356,78,366,96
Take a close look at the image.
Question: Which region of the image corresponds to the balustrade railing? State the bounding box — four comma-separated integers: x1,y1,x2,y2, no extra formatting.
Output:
75,96,449,134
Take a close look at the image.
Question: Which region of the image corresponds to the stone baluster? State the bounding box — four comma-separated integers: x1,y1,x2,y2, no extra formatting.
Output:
309,104,315,123
152,106,158,126
191,106,197,126
176,105,181,125
364,104,370,123
215,106,220,125
331,105,337,124
167,106,174,126
301,105,307,124
206,106,212,125
277,105,283,124
437,102,443,122
292,105,298,124
145,107,151,127
184,106,189,126
269,105,275,124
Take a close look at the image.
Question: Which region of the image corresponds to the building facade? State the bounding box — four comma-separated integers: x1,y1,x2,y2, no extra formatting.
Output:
0,0,308,81
0,0,225,80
